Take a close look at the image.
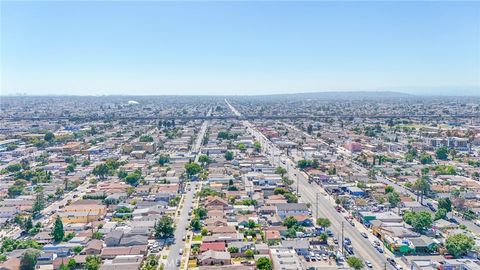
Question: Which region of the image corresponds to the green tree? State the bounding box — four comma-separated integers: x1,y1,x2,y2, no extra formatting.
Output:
316,217,331,229
7,163,22,172
55,187,65,199
434,208,447,220
438,197,452,212
72,246,83,254
117,169,128,179
228,246,239,253
318,232,328,243
419,153,433,164
244,249,254,258
44,131,55,142
51,215,65,242
92,232,103,240
23,217,33,231
85,255,101,270
63,232,75,242
445,234,475,258
253,141,261,152
124,170,141,186
67,259,76,269
346,256,364,270
247,220,256,229
92,164,109,179
388,191,401,209
307,124,313,134
413,176,430,204
154,216,174,238
8,179,27,198
297,159,313,169
194,207,207,219
158,154,170,166
190,218,202,231
403,211,415,225
412,211,433,232
237,143,247,152
198,155,210,167
141,255,158,270
283,216,298,229
385,185,394,193
32,190,45,216
256,257,272,270
82,160,91,167
184,162,202,177
20,250,39,270
282,177,294,186
224,151,234,161
436,147,449,160
283,192,298,203
275,167,287,177
139,135,154,142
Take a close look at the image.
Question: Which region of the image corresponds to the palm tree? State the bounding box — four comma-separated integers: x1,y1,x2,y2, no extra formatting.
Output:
413,176,430,204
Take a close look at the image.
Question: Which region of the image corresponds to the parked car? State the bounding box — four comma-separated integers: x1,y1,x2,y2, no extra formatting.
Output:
449,218,459,224
344,237,351,245
426,202,436,211
348,219,355,226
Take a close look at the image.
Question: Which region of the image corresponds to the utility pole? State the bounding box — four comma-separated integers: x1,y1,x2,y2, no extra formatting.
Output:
341,221,344,255
296,176,299,196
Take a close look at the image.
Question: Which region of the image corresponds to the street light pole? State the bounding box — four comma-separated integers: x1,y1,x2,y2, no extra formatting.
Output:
296,176,299,196
341,221,345,256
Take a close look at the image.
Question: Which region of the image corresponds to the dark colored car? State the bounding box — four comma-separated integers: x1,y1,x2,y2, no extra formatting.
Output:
449,218,459,224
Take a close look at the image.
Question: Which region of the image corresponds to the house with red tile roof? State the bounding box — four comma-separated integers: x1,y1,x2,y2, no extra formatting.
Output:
200,242,226,253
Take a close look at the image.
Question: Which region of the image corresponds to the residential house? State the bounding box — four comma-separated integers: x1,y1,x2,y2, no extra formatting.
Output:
198,250,231,266
276,203,309,219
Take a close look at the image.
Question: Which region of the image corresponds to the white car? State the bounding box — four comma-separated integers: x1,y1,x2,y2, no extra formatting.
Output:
365,261,373,268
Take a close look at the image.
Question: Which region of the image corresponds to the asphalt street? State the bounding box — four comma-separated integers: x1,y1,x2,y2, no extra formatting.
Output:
225,99,395,270
165,182,197,270
166,110,211,269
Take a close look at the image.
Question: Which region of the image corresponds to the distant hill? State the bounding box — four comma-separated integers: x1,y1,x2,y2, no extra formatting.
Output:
235,91,413,101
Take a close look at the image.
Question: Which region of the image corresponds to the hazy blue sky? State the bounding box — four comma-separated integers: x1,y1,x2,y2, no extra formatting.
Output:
1,1,479,96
